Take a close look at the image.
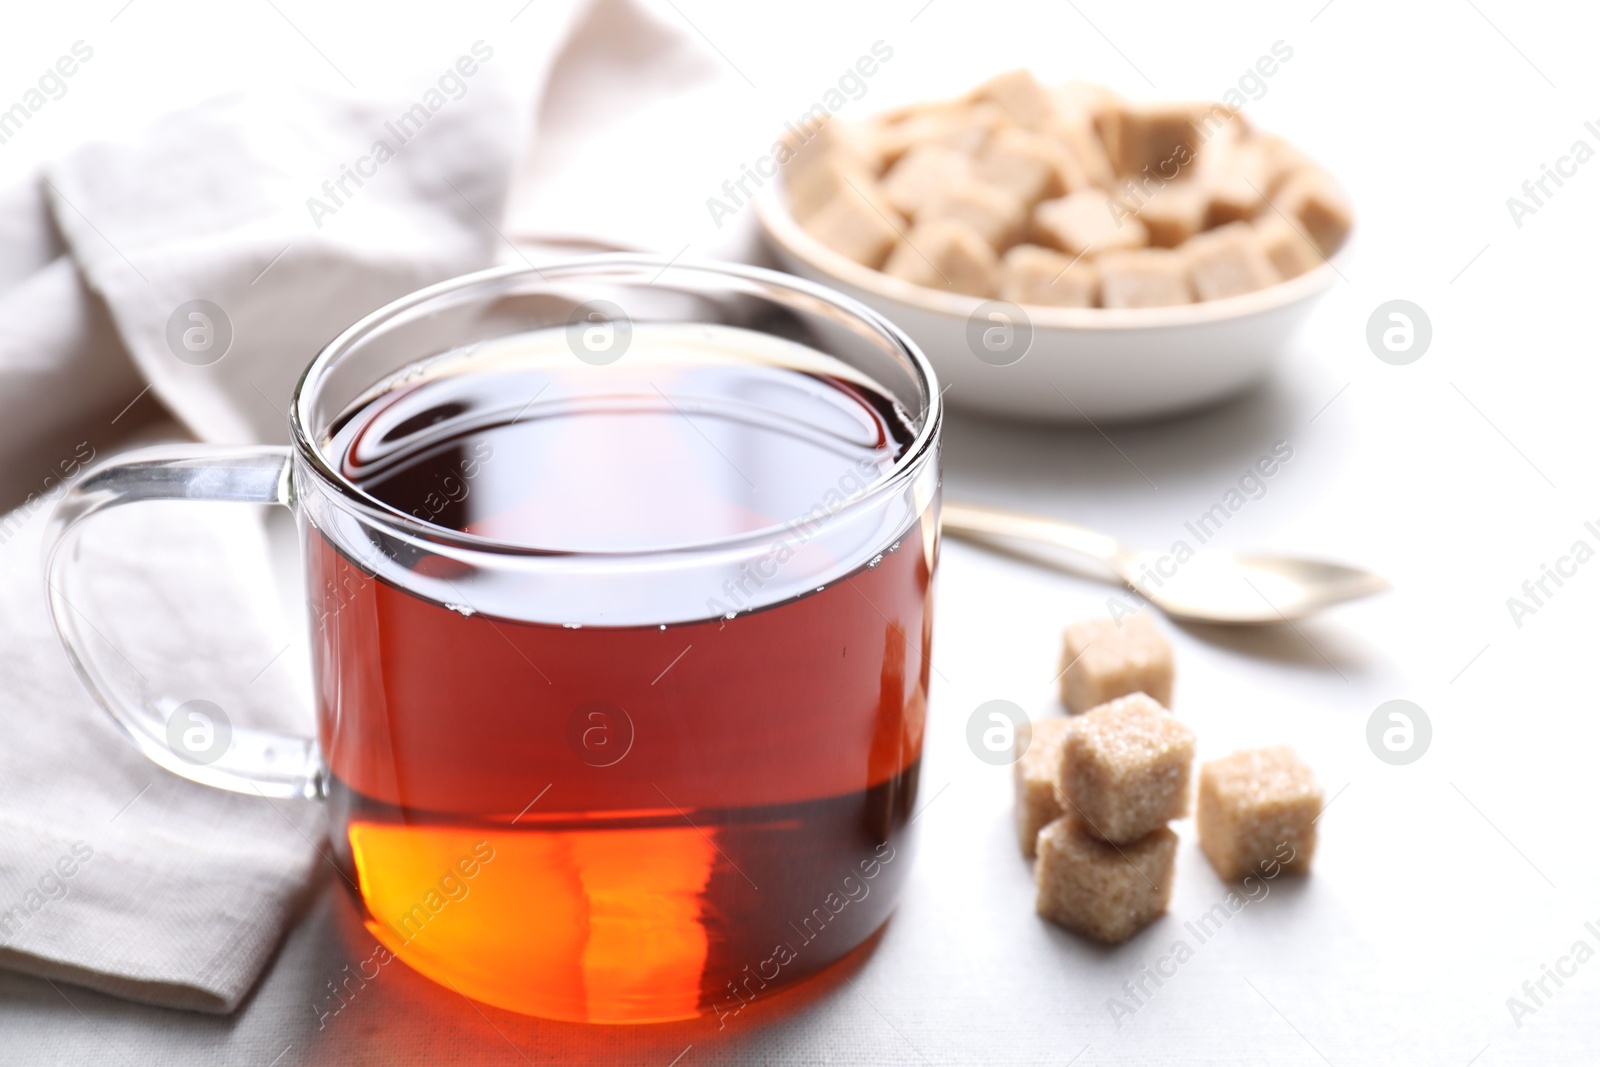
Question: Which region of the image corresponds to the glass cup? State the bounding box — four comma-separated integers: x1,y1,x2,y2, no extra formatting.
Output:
45,257,942,1024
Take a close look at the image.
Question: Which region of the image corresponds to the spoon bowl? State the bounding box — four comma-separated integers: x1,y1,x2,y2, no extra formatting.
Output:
940,501,1388,627
1124,550,1390,626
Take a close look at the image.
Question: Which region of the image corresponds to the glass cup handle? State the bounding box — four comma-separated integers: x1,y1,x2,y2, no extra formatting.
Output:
44,444,322,799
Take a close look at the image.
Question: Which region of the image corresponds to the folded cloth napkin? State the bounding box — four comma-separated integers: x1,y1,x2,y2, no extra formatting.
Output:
0,0,755,1012
0,58,524,1005
0,450,324,1014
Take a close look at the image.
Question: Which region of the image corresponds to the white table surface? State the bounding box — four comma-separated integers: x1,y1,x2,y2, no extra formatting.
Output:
5,1,1600,1063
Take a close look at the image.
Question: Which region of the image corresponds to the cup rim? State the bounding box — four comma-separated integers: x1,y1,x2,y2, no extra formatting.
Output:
289,254,943,559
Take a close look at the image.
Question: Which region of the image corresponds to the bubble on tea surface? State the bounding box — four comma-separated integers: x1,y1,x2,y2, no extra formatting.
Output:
567,699,635,767
165,300,234,366
166,699,233,765
565,300,632,366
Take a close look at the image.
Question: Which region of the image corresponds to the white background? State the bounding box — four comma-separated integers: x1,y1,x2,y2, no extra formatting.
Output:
2,0,1599,1063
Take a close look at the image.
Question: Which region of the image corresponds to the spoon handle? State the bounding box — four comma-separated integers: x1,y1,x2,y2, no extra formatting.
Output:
940,501,1127,571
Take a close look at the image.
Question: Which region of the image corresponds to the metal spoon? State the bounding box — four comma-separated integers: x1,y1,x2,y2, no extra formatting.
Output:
940,501,1389,626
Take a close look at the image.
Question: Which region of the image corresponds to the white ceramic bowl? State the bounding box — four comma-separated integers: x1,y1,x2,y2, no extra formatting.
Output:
756,188,1343,423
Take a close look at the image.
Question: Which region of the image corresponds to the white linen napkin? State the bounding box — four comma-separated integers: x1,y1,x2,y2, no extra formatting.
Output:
0,463,323,1014
0,0,743,1012
505,0,761,260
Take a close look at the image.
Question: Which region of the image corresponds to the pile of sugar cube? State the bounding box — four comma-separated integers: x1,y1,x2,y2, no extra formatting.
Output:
785,69,1351,309
1014,615,1323,943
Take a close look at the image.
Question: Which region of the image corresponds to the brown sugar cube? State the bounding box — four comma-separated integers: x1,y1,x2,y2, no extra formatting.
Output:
1034,190,1147,257
1134,182,1209,247
1048,138,1096,197
1273,172,1352,256
1018,129,1099,200
1191,103,1248,147
881,144,973,218
1197,132,1312,198
1199,135,1305,227
1190,114,1260,170
882,219,999,297
783,118,884,182
1249,135,1314,196
1035,819,1177,943
970,69,1058,130
801,188,903,269
1048,84,1119,190
918,178,1027,248
1048,120,1114,191
999,244,1098,307
1059,693,1194,844
1057,614,1174,713
1189,117,1249,185
1197,746,1322,882
877,101,1007,164
1253,215,1324,279
1198,136,1275,226
1203,168,1267,227
1101,103,1216,177
1186,221,1281,301
1097,248,1193,309
786,152,877,223
1013,717,1072,857
1055,81,1123,126
1203,173,1268,227
976,127,1073,205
